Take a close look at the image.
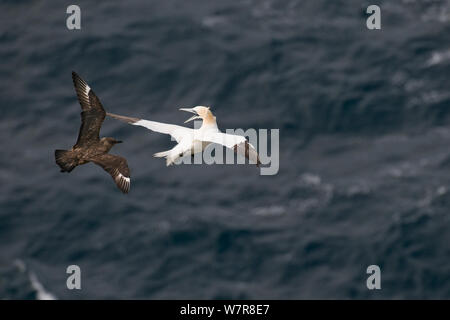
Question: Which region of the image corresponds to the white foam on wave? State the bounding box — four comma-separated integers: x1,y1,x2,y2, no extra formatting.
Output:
202,16,227,28
252,205,285,216
427,49,450,66
299,173,322,187
14,259,57,300
29,272,57,300
346,184,371,197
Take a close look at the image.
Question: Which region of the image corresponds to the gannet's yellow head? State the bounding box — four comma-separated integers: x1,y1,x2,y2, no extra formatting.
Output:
179,106,215,124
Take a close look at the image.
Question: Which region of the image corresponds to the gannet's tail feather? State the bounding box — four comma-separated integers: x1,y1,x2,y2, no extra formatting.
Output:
153,150,171,158
154,142,188,166
153,150,176,166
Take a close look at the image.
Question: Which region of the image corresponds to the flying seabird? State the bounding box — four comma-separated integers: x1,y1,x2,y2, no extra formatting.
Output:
107,106,261,167
54,72,131,193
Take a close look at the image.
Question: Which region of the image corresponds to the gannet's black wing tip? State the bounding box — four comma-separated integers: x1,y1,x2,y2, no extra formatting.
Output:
233,141,261,167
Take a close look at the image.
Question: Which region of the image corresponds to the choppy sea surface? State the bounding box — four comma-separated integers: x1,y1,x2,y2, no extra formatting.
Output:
1,0,450,299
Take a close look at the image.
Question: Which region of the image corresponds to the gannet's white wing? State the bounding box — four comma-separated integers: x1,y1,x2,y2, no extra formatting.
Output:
201,131,261,166
107,113,192,143
132,119,192,143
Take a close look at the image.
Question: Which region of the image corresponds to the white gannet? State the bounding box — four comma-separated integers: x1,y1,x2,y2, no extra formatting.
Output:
107,106,261,167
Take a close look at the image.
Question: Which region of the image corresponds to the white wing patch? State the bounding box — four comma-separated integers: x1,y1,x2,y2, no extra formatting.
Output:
119,173,130,183
115,171,131,193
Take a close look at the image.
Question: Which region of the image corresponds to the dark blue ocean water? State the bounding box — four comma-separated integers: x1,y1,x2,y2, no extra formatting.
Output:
1,0,450,299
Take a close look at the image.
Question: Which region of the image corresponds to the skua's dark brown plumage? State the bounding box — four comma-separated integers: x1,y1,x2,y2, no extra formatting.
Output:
55,72,131,193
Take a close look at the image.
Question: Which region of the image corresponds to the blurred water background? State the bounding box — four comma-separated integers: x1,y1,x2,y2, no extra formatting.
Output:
1,0,450,299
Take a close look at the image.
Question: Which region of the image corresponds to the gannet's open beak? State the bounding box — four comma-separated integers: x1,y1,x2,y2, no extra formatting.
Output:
179,108,200,123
